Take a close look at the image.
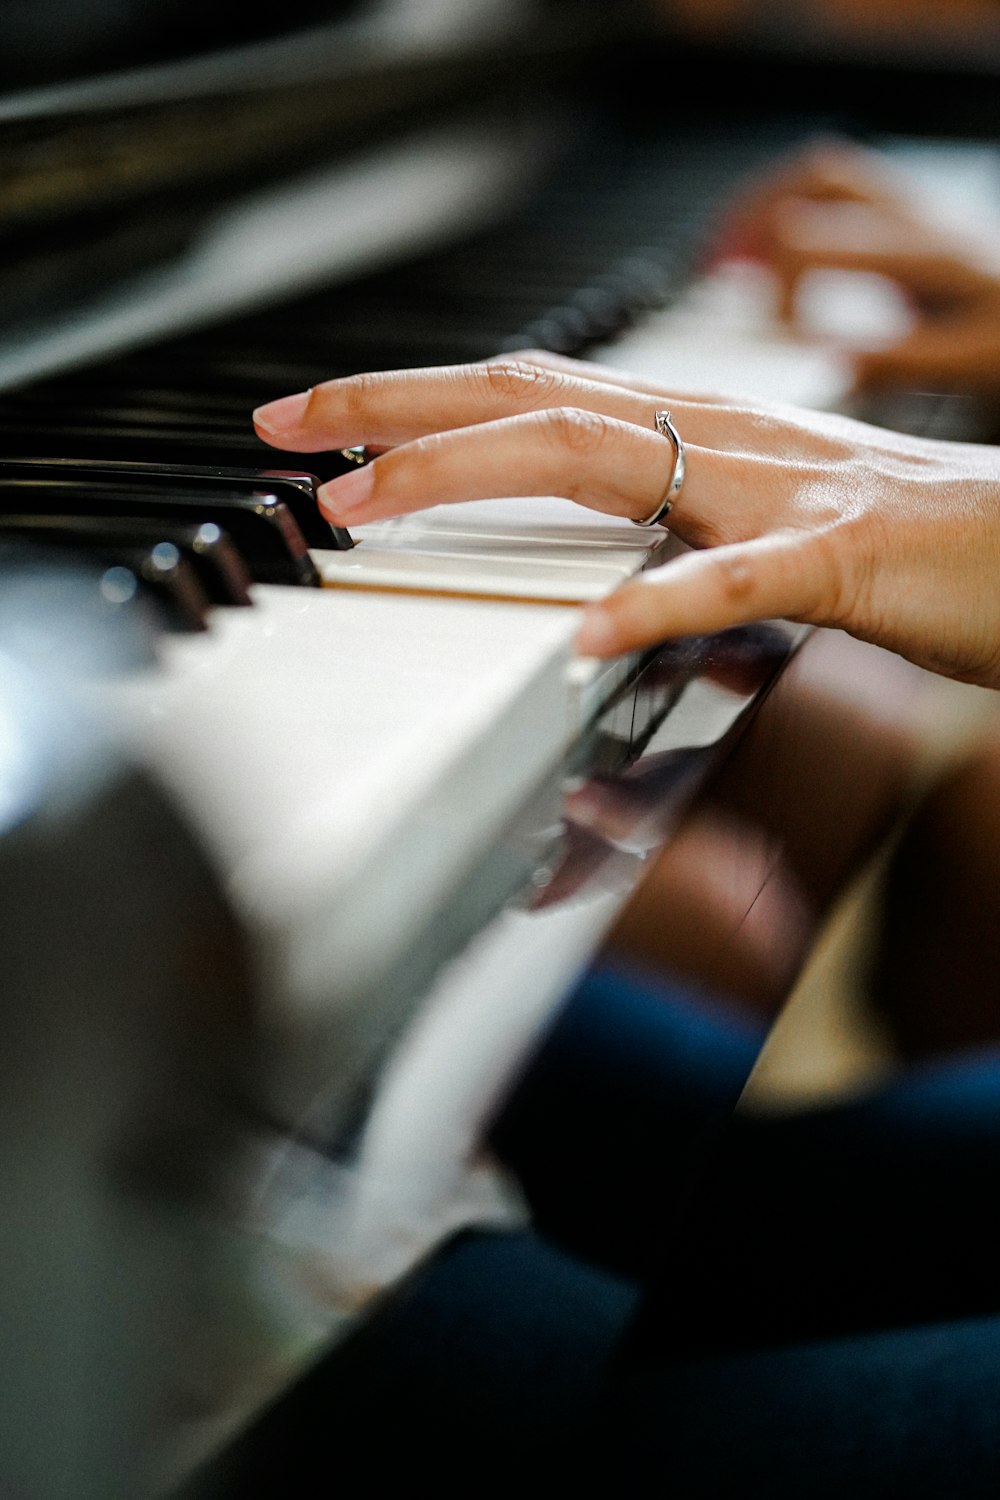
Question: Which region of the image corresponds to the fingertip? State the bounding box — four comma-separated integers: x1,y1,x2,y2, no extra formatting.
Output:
574,606,621,658
252,390,312,439
315,464,375,522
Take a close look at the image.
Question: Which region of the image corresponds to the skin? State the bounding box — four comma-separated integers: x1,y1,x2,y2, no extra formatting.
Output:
709,137,1000,396
661,0,1000,46
253,349,1000,687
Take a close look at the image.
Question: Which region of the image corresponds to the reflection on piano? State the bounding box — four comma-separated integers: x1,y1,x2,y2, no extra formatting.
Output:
3,3,1000,1495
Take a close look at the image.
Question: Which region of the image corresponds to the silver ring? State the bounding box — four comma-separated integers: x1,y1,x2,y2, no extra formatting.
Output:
632,409,686,527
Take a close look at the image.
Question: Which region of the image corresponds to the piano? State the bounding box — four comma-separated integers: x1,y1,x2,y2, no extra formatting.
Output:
3,3,1000,1495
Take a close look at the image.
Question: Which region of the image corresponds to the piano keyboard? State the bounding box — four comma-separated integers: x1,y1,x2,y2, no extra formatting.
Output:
0,106,849,626
4,99,998,1144
0,112,815,693
0,119,671,1051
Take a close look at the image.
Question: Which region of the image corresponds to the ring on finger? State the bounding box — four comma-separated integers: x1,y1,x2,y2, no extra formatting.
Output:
632,409,686,527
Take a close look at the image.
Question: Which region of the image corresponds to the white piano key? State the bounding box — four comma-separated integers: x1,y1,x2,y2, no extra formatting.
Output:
592,259,857,409
87,585,588,1007
318,494,674,601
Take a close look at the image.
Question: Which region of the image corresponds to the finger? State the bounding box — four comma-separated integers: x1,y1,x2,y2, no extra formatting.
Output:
321,423,837,555
315,407,701,525
744,204,913,322
765,203,977,303
254,360,642,450
853,323,1000,390
755,138,905,207
709,138,906,265
252,359,741,455
574,531,838,657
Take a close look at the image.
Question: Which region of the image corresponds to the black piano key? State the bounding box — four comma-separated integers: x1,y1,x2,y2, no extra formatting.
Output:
0,409,251,446
109,545,212,633
0,116,815,556
0,421,366,489
0,477,321,587
0,542,164,670
0,458,353,551
0,513,254,606
41,546,210,634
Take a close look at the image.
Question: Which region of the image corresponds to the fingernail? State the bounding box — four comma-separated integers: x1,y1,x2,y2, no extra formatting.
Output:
317,465,375,519
253,389,311,436
574,607,617,657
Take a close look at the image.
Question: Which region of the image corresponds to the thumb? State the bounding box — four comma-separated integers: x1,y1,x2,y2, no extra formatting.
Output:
853,323,987,390
575,531,838,658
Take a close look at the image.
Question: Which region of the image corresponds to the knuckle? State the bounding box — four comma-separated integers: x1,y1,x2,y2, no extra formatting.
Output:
340,369,390,421
479,358,561,407
713,549,760,606
541,405,611,456
498,348,563,371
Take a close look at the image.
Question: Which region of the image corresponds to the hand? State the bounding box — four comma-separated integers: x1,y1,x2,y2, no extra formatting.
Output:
711,137,1000,397
252,350,1000,686
818,0,1000,43
657,0,1000,46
